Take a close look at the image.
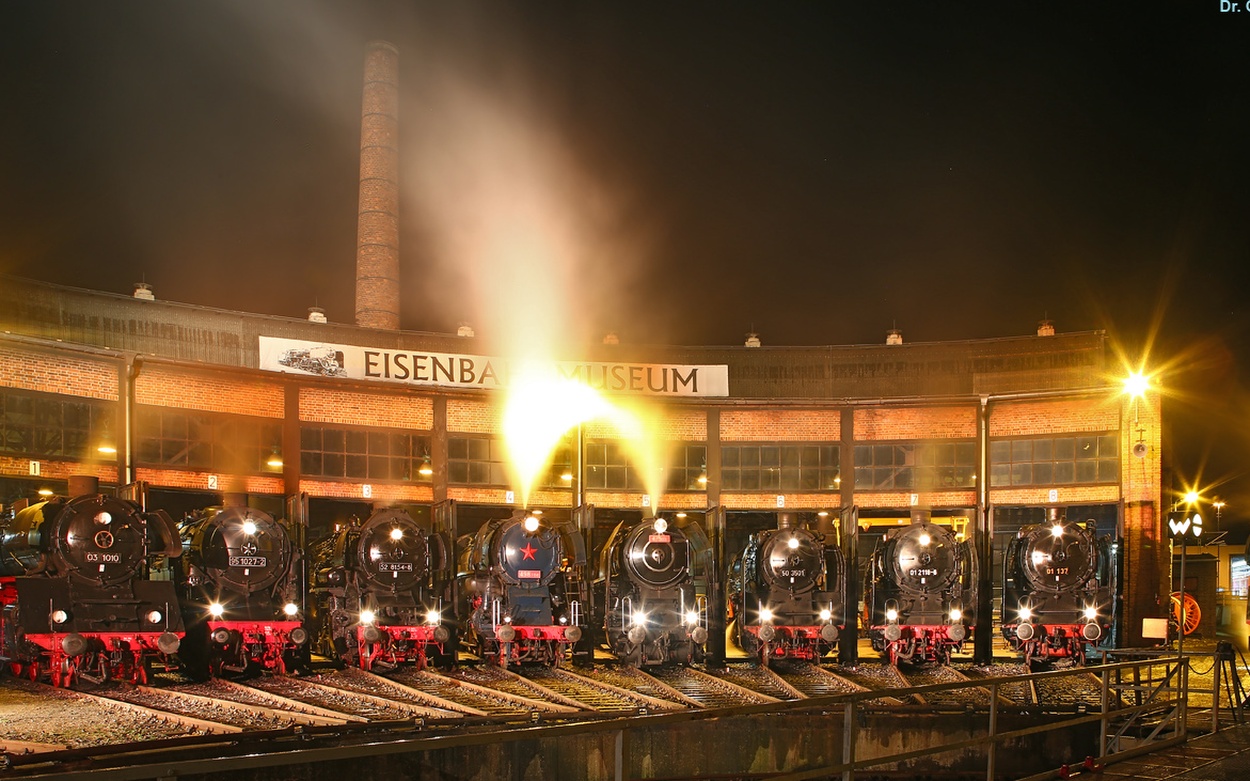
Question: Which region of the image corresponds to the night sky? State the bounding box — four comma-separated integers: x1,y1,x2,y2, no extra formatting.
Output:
2,2,1248,537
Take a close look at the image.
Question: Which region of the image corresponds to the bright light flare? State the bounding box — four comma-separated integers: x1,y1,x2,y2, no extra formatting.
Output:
949,608,962,621
886,608,899,621
283,602,299,617
390,527,404,540
1051,524,1064,538
819,609,832,621
360,610,376,625
208,603,225,618
918,533,931,546
1084,607,1098,620
653,518,668,534
523,515,541,533
685,611,699,625
242,521,257,536
1123,372,1149,398
787,536,800,549
1018,607,1032,621
759,608,774,623
632,611,648,627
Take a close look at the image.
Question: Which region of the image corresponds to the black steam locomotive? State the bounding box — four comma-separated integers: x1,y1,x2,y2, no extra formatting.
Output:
596,514,710,666
728,520,845,665
459,511,588,667
0,481,183,686
1001,513,1115,667
309,507,455,670
175,504,308,678
866,519,976,665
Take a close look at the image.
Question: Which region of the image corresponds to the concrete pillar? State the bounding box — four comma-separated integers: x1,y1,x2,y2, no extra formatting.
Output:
355,41,401,330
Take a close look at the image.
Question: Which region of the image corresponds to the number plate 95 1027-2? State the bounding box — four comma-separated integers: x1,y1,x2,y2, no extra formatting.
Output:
229,556,268,568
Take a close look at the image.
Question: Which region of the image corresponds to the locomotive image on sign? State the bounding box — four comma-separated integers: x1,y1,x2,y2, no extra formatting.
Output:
309,507,455,670
459,511,588,668
866,518,976,665
1002,512,1115,667
728,518,845,665
596,514,710,667
0,479,183,687
175,503,309,678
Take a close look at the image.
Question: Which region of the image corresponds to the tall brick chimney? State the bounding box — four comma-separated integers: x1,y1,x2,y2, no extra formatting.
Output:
354,41,401,330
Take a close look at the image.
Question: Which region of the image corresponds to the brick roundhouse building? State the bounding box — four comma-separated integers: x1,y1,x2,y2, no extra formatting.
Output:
0,274,1168,662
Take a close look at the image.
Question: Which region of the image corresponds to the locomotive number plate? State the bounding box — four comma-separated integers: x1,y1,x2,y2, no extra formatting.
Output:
518,569,542,579
229,556,268,567
648,534,671,543
85,552,121,563
908,568,938,576
377,562,414,572
779,569,808,578
1045,567,1070,575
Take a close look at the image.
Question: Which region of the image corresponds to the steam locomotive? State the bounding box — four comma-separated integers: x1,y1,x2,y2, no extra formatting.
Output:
1001,512,1115,667
865,519,976,665
459,511,589,668
174,503,308,678
309,507,455,670
728,520,845,665
0,480,183,686
596,514,710,666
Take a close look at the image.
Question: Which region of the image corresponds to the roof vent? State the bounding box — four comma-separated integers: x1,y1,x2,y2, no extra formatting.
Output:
745,332,761,348
1037,319,1055,336
602,331,620,345
308,306,328,323
886,328,903,345
133,282,155,300
456,323,476,338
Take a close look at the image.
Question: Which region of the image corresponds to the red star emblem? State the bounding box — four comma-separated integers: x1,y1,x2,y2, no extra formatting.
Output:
520,543,537,561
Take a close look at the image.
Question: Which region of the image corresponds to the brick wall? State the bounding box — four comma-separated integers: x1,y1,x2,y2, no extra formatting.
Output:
988,486,1119,506
299,479,433,504
852,490,977,509
585,490,706,511
447,399,500,434
855,406,976,440
583,407,708,441
721,493,841,511
988,398,1119,437
300,387,433,429
3,456,117,484
720,409,839,441
136,365,284,417
0,348,118,400
135,467,283,495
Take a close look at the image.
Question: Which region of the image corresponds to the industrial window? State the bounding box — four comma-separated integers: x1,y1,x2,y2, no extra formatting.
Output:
300,426,431,482
135,407,280,474
853,441,976,491
721,444,839,492
582,440,642,491
0,388,114,460
667,444,708,491
447,436,509,486
988,434,1119,487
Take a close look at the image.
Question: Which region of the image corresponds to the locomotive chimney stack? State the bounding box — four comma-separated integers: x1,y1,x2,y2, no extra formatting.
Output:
223,492,247,509
909,508,931,525
67,475,100,498
354,41,401,331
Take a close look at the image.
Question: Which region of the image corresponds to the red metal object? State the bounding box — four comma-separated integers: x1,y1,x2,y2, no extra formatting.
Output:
872,623,971,665
742,624,843,661
207,619,301,674
355,624,448,671
12,630,180,686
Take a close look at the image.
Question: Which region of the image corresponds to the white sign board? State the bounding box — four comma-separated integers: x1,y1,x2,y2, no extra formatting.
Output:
259,337,730,397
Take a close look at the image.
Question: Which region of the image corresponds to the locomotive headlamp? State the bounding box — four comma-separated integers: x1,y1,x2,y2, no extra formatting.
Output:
426,609,441,625
918,533,931,547
632,611,648,627
653,518,668,534
686,610,700,625
949,608,962,622
360,609,376,625
1051,524,1064,538
52,610,69,624
1018,607,1033,621
523,515,541,533
886,608,899,622
1083,607,1098,621
146,610,163,624
759,608,774,623
242,521,258,536
819,608,832,621
390,527,404,540
95,512,112,525
787,536,800,550
283,602,299,617
208,603,225,618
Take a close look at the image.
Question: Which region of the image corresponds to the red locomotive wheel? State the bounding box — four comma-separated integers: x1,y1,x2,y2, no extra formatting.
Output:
1170,592,1201,636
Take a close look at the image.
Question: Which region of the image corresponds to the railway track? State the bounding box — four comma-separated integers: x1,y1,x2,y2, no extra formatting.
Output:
575,664,702,708
386,668,551,716
774,662,868,698
647,665,780,708
831,664,910,706
517,667,679,712
960,663,1036,705
719,664,804,701
446,665,586,711
897,665,997,708
245,675,456,721
173,679,358,724
62,685,242,734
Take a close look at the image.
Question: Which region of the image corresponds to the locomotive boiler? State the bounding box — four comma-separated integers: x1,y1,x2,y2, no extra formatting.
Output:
309,507,455,670
728,519,845,665
175,502,308,678
459,511,589,668
596,514,710,667
0,478,183,686
1001,512,1115,667
866,518,976,665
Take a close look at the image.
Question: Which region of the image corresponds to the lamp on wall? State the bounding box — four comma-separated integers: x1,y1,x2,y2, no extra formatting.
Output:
266,449,283,468
418,455,434,477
